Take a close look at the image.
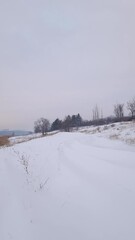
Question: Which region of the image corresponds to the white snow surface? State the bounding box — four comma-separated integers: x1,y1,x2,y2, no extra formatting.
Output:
79,121,135,144
0,131,135,240
9,131,59,145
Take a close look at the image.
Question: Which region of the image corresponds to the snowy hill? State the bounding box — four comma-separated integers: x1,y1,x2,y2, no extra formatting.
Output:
79,121,135,145
0,129,135,240
6,121,135,147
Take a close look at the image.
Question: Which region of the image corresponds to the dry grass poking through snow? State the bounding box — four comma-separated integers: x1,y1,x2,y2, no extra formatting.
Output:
9,131,59,146
0,136,9,147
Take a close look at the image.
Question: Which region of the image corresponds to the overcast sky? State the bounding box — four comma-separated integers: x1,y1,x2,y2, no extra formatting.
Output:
0,0,135,130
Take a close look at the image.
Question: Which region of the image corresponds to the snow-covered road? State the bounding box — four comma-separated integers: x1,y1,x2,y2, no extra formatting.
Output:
0,132,135,240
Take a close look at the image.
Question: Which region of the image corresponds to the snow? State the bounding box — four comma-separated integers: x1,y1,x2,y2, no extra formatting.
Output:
79,121,135,144
9,131,59,145
0,129,135,240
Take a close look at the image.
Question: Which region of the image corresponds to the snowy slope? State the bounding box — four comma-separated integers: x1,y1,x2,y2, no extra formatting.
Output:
9,131,59,145
0,132,135,240
79,121,135,144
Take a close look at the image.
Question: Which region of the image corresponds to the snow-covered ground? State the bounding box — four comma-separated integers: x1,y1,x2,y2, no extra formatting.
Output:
79,121,135,145
9,131,59,145
9,133,42,145
0,125,135,240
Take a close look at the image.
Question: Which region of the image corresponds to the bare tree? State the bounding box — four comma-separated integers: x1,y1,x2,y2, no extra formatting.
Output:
34,118,50,135
127,97,135,119
114,104,124,120
92,105,99,120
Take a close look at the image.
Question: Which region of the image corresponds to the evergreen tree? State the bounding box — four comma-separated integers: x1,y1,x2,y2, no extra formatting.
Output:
51,118,62,131
62,115,72,132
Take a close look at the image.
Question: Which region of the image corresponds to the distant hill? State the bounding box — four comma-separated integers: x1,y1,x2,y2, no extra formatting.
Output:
0,130,33,137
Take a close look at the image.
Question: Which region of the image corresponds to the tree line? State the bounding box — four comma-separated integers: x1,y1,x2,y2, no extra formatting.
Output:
34,114,82,135
34,97,135,135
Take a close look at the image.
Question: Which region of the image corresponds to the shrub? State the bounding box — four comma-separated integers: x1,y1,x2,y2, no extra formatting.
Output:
0,136,9,146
